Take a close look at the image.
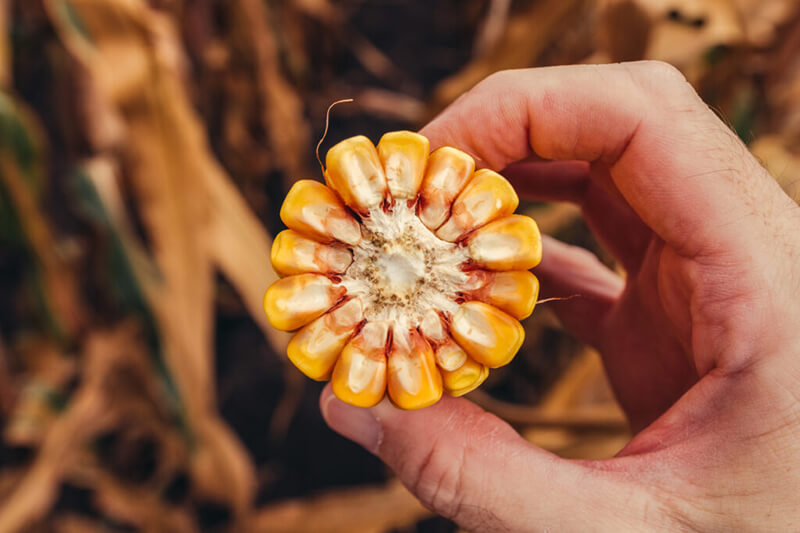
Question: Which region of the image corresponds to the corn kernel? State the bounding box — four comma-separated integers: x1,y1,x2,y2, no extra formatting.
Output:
464,270,540,319
263,273,346,331
331,321,389,407
418,146,475,230
450,301,525,368
287,299,363,380
271,230,353,276
377,131,429,200
441,357,489,397
466,214,542,270
387,328,443,410
434,341,468,372
419,309,447,344
419,310,468,371
436,169,518,242
280,180,362,245
325,135,387,212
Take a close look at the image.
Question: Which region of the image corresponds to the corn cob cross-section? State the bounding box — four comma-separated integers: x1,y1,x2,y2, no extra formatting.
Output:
264,131,542,410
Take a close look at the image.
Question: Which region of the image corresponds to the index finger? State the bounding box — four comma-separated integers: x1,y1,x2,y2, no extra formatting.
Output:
420,61,795,260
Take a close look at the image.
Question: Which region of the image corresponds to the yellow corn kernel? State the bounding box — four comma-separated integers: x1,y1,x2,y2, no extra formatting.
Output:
436,169,519,242
377,131,430,200
441,357,489,397
331,321,389,407
325,135,387,212
418,146,476,230
263,273,346,331
287,299,363,380
464,270,540,320
280,180,362,245
387,328,442,410
466,214,542,271
450,301,524,368
434,341,468,372
271,230,353,276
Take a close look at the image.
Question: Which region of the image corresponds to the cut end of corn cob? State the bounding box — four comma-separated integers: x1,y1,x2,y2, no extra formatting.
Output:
265,132,542,409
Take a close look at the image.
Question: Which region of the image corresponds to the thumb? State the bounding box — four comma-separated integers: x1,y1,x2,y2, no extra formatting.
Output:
320,385,655,531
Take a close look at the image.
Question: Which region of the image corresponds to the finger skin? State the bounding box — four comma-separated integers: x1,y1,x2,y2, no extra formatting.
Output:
421,62,797,262
319,385,666,532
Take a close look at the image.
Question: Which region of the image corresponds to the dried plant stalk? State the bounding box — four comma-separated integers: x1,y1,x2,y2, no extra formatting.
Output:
235,0,310,179
44,0,267,518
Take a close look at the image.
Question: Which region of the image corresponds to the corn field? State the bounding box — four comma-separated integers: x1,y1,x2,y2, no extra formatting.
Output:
0,0,798,531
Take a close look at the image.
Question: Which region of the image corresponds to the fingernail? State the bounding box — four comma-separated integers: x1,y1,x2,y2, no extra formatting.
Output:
320,393,381,453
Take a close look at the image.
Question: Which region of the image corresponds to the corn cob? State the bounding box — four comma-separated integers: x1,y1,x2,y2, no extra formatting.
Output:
264,131,542,409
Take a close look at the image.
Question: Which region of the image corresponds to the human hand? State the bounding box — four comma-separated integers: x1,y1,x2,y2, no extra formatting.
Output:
320,62,800,531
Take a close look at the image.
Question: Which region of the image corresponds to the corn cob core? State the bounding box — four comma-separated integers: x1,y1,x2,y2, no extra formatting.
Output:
264,131,542,410
341,203,468,329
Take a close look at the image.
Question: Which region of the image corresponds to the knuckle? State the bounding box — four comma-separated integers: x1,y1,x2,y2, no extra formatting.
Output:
410,438,467,519
625,60,696,102
635,60,686,83
407,410,514,521
477,69,517,93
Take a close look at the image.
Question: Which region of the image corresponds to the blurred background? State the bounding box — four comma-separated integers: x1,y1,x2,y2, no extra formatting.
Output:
0,0,799,531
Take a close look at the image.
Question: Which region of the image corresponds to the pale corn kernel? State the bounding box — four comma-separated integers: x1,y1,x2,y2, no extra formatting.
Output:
464,270,540,320
436,169,518,242
441,357,489,397
387,328,443,410
331,321,389,407
466,214,542,270
280,180,362,245
266,131,541,409
418,310,467,371
450,301,525,368
418,146,476,230
287,299,363,380
377,131,430,200
325,135,387,212
419,309,447,344
434,341,468,372
271,230,353,276
263,273,346,331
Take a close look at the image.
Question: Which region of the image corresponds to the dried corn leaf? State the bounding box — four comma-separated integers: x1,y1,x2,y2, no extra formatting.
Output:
249,479,430,533
235,0,310,179
430,0,587,112
73,468,197,532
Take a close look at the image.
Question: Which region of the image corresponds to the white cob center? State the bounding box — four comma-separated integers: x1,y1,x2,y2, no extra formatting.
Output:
341,202,468,330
